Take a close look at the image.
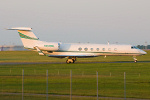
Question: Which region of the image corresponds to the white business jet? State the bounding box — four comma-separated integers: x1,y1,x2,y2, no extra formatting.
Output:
7,27,147,63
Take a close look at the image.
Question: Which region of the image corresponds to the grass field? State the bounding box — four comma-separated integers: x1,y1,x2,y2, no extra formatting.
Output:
0,51,150,100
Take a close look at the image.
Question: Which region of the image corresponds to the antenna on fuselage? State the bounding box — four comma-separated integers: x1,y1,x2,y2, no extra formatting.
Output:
107,41,109,45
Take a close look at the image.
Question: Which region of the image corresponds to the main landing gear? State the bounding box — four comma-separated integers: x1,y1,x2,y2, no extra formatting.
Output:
66,57,76,64
133,56,137,63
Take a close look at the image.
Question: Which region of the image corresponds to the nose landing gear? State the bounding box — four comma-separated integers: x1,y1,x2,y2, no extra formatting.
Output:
133,56,137,63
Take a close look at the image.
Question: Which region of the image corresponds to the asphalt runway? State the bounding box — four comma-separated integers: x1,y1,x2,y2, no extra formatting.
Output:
1,61,150,65
0,93,149,100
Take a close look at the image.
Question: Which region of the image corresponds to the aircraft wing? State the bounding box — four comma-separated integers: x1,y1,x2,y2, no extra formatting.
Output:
48,54,98,58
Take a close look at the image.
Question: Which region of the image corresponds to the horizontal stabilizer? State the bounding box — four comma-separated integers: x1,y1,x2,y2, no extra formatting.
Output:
7,27,32,31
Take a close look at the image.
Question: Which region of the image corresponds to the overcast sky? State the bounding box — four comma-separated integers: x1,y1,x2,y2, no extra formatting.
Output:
0,0,150,45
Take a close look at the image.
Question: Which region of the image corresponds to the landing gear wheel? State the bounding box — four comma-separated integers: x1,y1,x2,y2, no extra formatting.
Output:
66,59,76,64
133,56,137,63
66,60,70,64
72,59,75,63
66,59,74,64
66,57,77,64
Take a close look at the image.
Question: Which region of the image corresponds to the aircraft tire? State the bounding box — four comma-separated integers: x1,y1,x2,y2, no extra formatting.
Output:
72,59,75,63
66,60,69,64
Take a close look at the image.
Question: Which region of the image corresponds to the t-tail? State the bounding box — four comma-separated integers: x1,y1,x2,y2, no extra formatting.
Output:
7,27,39,50
7,27,59,55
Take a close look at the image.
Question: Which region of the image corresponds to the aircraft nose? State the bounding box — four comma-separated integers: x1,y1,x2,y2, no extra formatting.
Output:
143,51,147,55
140,50,147,55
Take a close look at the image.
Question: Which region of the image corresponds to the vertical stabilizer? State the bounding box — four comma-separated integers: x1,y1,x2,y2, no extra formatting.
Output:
7,27,39,50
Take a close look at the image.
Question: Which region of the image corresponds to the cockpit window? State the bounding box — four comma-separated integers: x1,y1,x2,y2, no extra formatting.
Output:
131,46,138,49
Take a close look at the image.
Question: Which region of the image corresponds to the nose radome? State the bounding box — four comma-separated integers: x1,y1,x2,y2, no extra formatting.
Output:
138,49,147,55
144,51,147,54
141,50,147,55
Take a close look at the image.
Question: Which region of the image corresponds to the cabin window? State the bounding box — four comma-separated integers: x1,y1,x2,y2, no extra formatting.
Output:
108,48,111,51
84,47,88,51
102,48,105,51
96,48,99,51
114,48,117,51
90,48,93,51
78,47,82,51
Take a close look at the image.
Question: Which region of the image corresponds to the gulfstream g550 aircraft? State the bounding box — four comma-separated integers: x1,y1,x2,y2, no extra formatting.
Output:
7,27,146,63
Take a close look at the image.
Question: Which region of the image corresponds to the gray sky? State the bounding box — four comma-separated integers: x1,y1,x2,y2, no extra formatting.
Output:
0,0,150,45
